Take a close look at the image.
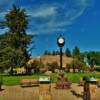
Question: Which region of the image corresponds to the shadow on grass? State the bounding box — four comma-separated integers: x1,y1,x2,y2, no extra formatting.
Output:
21,84,39,88
0,88,5,92
71,90,83,99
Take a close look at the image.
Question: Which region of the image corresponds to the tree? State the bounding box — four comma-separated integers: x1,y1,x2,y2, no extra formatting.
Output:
5,5,28,34
71,59,84,73
55,50,60,55
0,5,32,74
66,63,72,72
44,50,51,55
47,61,58,72
31,60,45,73
65,48,71,57
87,51,100,65
73,46,80,59
0,76,3,90
89,58,96,71
31,60,40,73
52,50,56,55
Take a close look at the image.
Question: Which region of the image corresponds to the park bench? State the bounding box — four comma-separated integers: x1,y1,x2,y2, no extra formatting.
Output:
20,79,39,87
39,76,51,94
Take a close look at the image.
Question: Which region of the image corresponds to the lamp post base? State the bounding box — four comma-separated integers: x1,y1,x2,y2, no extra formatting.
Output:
56,71,71,89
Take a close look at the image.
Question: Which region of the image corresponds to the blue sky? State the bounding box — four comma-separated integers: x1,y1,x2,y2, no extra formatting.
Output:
0,0,100,56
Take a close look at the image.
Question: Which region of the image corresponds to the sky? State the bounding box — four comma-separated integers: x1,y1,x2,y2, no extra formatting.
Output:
0,0,100,56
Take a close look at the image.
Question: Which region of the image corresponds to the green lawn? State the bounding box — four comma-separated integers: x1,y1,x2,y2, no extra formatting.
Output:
1,72,100,86
51,72,100,83
0,73,43,86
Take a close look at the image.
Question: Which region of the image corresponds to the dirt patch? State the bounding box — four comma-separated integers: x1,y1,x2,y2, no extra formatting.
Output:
0,84,100,100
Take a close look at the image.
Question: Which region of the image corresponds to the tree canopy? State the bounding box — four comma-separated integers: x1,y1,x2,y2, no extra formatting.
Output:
72,46,80,59
65,48,72,57
0,5,33,73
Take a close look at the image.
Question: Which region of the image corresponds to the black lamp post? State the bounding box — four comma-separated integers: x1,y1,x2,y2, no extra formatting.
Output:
57,34,65,70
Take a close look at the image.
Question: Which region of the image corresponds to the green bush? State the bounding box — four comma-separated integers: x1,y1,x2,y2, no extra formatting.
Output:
0,77,3,85
0,77,3,90
47,61,58,72
94,67,100,72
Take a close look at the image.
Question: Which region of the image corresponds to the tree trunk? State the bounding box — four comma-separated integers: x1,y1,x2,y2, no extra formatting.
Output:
73,66,75,73
73,68,75,73
0,85,1,91
10,67,14,75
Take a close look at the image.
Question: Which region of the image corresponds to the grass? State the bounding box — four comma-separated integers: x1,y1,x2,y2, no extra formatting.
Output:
64,72,100,83
51,72,100,83
1,72,100,86
0,73,44,86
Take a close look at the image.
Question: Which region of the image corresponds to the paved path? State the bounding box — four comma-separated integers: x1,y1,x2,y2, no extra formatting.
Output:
0,86,39,100
0,84,100,100
51,84,83,100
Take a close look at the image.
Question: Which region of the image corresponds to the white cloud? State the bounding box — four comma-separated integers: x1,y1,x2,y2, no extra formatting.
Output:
0,11,8,19
27,0,90,34
28,5,57,18
26,31,36,35
0,0,91,34
0,28,9,34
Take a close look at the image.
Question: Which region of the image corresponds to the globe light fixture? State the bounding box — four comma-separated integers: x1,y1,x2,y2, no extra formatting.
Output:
57,34,65,48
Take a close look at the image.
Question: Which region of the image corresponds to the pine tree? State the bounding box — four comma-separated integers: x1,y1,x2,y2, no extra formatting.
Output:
44,50,51,55
52,50,56,55
5,5,28,34
55,50,60,55
0,5,33,74
65,48,71,57
73,46,80,59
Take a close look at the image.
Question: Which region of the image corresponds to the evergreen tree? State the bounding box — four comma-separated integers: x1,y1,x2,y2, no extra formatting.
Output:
5,5,28,34
52,50,56,55
65,48,71,57
72,59,84,73
44,50,51,55
73,46,80,59
0,5,33,74
47,61,58,72
55,50,60,55
44,50,48,55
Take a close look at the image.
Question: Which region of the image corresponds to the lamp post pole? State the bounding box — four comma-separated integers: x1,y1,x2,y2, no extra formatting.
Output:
57,34,65,71
60,47,62,70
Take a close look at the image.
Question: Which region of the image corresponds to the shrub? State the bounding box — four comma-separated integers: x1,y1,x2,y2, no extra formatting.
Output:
31,60,45,73
47,61,59,72
94,67,100,72
0,77,3,90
